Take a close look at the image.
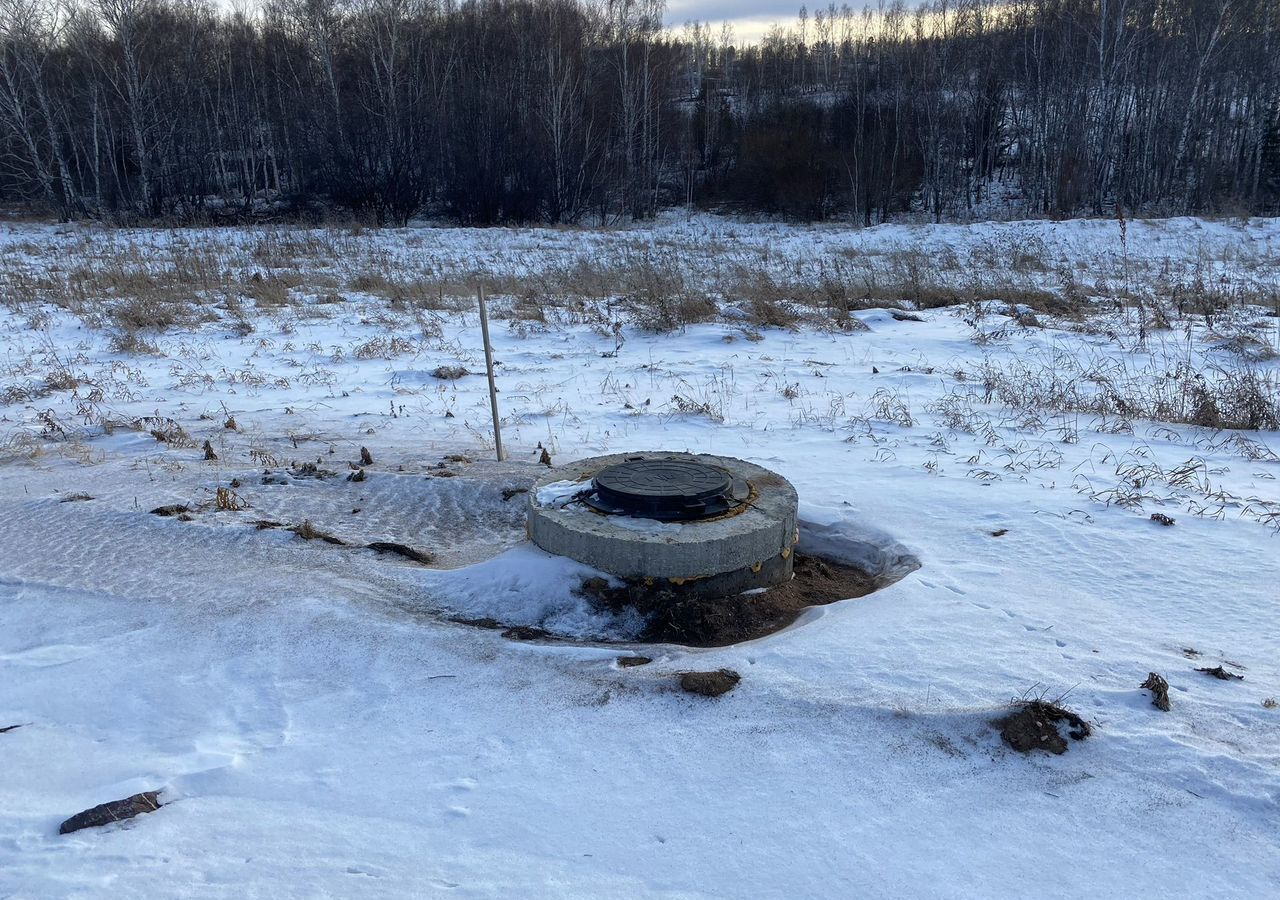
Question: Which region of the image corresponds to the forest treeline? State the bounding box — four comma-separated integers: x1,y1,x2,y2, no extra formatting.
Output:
2,0,1278,225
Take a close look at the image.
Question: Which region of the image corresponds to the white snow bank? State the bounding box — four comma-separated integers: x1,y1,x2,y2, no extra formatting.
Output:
413,543,642,641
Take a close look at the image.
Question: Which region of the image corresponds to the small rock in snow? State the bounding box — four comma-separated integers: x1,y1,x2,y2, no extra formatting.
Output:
59,791,163,835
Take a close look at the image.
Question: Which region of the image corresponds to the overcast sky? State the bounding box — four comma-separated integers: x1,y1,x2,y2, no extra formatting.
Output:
665,0,805,42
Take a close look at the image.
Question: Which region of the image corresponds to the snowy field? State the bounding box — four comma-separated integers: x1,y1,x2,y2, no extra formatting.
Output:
1,215,1279,897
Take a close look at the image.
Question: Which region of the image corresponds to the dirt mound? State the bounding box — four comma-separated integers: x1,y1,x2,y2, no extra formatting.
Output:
680,669,740,697
581,553,879,647
996,700,1092,755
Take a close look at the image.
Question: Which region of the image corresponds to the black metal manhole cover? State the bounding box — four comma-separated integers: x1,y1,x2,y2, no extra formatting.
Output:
586,458,748,520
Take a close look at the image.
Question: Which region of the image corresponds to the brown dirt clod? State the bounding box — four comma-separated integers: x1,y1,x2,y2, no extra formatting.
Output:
680,669,741,697
996,700,1092,755
617,656,653,668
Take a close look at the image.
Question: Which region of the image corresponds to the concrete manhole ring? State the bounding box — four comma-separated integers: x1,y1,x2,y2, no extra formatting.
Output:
528,452,799,599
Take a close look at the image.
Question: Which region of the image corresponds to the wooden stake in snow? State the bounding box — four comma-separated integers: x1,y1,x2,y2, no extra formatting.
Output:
477,286,503,461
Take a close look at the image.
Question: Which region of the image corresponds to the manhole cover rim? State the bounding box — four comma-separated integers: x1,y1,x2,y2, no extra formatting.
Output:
594,459,733,502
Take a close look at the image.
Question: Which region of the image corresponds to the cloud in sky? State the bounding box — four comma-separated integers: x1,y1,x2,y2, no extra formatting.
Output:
666,0,801,21
664,0,830,44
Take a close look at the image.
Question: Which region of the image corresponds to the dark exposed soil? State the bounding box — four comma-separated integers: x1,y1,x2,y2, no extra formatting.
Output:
580,553,880,647
59,791,163,834
449,618,554,643
291,462,337,479
680,669,741,697
149,504,191,517
366,541,434,565
617,656,652,668
501,625,553,641
996,700,1092,754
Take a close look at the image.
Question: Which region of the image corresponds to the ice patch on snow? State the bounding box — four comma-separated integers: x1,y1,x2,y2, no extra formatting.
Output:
534,478,589,509
798,503,922,583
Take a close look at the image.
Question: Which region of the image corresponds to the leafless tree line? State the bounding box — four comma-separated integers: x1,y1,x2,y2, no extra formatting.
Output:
1,0,1277,224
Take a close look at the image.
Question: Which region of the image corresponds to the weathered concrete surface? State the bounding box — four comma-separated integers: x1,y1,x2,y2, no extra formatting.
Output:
528,453,798,585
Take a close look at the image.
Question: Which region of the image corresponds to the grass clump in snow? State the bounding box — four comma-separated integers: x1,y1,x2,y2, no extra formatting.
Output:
290,520,346,545
972,350,1280,431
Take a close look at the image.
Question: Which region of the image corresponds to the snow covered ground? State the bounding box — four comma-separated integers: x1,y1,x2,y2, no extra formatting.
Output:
1,215,1278,897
